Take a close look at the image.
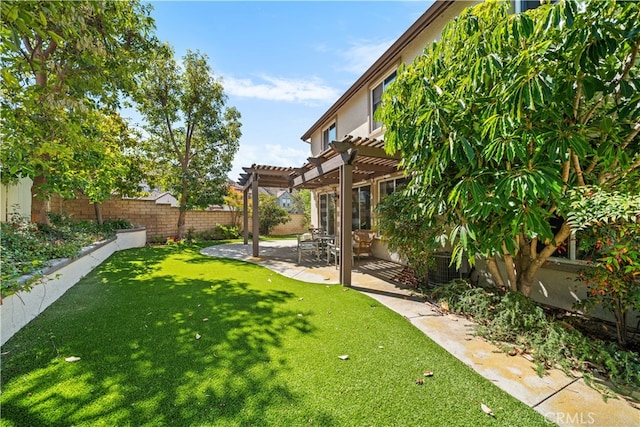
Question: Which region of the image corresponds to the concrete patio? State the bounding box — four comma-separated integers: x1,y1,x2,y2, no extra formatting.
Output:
201,240,639,427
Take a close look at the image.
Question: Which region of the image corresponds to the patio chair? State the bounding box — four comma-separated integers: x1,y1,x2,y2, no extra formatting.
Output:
352,230,375,261
297,232,319,264
326,242,354,269
309,228,324,239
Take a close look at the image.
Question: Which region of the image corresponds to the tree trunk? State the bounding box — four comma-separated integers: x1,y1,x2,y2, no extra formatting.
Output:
514,222,573,297
485,255,506,290
176,173,189,239
31,174,50,225
516,273,534,297
613,297,628,347
177,209,187,239
94,202,104,225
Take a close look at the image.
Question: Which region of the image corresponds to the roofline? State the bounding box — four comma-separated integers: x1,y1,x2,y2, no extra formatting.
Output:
300,0,455,142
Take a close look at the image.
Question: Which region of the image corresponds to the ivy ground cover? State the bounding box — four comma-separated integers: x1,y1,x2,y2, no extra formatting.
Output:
0,245,549,426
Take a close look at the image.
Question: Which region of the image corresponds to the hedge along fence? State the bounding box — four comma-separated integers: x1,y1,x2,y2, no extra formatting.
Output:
50,194,307,241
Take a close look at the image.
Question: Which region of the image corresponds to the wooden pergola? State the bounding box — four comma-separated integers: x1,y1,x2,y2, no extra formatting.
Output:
237,135,401,286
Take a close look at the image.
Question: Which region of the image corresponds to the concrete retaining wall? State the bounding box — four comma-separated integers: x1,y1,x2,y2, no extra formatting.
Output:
0,228,146,346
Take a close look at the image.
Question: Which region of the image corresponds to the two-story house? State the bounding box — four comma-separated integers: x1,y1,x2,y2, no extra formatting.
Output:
239,1,569,288
240,1,476,284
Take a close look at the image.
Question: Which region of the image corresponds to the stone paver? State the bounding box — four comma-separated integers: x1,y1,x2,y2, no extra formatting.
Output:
201,241,640,427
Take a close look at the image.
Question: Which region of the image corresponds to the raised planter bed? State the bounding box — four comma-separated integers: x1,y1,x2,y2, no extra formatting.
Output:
0,227,146,345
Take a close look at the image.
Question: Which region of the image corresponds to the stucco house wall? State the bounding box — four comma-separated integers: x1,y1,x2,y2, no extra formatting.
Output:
1,178,32,222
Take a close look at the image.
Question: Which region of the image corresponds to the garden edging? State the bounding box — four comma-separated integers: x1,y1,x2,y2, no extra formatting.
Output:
0,227,146,346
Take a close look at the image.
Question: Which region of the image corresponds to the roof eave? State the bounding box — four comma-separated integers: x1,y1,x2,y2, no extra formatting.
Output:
300,0,455,143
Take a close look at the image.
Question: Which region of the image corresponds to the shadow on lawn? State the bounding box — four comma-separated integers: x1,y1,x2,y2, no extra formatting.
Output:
1,247,337,426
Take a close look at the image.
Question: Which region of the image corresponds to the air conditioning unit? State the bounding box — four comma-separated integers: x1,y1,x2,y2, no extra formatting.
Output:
428,252,471,285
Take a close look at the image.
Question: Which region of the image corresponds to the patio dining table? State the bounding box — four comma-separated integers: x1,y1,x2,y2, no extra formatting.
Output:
315,234,336,261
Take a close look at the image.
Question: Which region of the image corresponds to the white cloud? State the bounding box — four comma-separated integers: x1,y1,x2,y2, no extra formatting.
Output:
339,39,394,75
223,75,340,104
230,143,310,182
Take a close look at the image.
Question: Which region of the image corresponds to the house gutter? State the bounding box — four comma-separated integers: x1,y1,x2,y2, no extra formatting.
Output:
300,0,455,142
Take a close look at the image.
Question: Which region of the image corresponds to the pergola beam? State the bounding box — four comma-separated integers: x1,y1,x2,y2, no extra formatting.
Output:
252,172,259,257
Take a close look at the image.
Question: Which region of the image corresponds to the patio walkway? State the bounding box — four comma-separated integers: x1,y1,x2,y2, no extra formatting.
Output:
201,240,639,427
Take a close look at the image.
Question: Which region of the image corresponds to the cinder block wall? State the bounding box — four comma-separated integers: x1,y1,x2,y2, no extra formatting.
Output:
51,194,306,241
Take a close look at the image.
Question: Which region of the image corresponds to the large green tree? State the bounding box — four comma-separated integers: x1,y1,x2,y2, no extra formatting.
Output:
1,0,156,224
74,110,148,224
378,0,639,296
136,48,241,239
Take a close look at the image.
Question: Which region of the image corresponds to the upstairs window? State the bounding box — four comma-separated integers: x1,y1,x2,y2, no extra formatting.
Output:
322,122,336,152
371,70,397,132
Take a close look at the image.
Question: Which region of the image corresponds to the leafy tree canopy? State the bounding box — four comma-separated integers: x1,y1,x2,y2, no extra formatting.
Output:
136,47,241,238
378,0,639,295
258,194,290,236
1,0,157,223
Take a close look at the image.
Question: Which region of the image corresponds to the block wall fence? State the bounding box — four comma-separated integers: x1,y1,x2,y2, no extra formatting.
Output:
51,194,307,241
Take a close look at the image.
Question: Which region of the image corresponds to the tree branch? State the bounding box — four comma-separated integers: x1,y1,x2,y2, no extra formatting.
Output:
620,40,639,84
485,255,506,290
530,237,538,260
530,221,572,272
42,39,58,59
22,36,34,55
501,242,518,292
622,121,640,150
561,154,571,191
580,98,604,125
573,76,582,121
584,156,598,176
572,151,586,186
624,156,640,176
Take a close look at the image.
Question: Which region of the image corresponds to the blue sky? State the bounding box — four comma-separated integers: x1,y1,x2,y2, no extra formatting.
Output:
142,1,433,182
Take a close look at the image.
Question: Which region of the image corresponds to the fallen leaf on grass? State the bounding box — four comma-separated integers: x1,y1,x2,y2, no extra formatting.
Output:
481,403,495,417
195,333,201,340
65,356,81,362
338,355,349,360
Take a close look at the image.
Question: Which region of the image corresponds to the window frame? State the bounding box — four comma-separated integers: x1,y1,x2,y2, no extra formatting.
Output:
351,184,371,231
378,176,409,203
318,192,336,235
322,122,337,152
370,69,397,132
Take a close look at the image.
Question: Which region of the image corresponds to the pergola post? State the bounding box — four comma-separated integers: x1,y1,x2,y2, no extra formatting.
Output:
243,187,249,245
252,172,259,257
339,161,353,286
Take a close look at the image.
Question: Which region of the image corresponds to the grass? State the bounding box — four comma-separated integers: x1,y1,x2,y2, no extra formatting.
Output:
0,245,550,426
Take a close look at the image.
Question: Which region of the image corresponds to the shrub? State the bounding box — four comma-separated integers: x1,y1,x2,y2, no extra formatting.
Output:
0,212,133,297
197,224,240,241
376,190,438,284
258,195,290,235
430,282,640,389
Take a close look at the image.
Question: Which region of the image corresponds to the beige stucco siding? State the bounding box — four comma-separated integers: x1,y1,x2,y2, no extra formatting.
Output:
1,178,32,222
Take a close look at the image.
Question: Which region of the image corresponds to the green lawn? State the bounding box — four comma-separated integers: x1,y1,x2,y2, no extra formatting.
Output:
0,245,550,426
